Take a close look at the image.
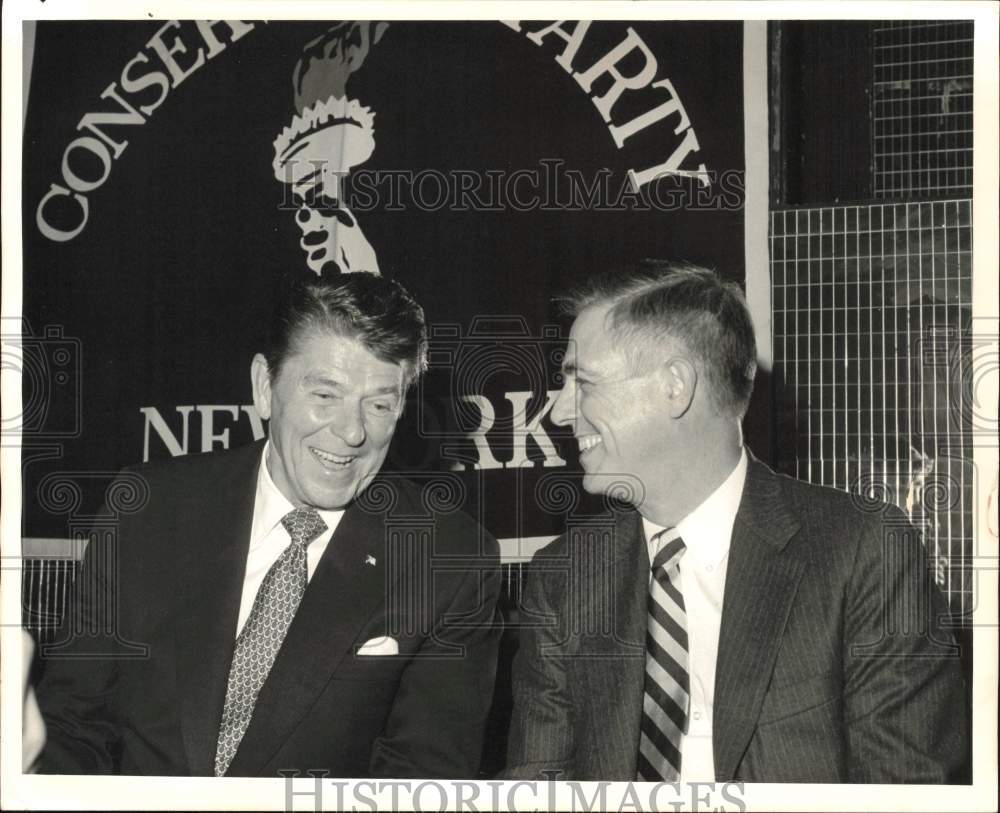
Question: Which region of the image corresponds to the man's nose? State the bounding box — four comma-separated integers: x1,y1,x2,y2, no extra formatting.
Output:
334,402,367,447
549,380,576,428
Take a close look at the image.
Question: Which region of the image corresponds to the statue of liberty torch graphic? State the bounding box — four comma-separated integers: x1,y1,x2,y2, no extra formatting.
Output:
272,22,389,276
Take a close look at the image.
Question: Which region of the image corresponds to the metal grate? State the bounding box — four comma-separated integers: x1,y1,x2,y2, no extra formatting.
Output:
770,200,973,619
872,20,974,198
22,558,80,643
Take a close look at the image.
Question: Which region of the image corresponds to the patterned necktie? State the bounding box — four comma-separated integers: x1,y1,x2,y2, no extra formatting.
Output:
637,528,689,782
214,506,327,776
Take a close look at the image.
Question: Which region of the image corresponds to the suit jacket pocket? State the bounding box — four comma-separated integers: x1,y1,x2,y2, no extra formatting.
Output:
757,670,839,726
331,649,410,682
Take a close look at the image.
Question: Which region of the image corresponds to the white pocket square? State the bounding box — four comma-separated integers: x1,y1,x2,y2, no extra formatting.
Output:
356,636,398,656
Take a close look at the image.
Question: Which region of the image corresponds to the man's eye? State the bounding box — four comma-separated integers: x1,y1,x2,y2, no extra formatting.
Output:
314,391,338,401
367,401,396,415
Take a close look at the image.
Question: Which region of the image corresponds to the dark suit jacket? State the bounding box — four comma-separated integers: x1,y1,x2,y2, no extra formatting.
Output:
505,456,968,782
37,441,501,777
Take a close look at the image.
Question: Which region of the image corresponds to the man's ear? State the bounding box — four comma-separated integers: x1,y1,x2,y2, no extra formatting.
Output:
250,354,273,421
662,357,697,419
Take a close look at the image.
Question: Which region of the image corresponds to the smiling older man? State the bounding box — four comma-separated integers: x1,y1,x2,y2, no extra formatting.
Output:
33,273,501,777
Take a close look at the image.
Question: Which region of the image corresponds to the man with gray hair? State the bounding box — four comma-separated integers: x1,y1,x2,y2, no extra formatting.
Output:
506,260,967,783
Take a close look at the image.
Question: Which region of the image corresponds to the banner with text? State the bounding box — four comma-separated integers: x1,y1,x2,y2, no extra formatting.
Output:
20,20,747,555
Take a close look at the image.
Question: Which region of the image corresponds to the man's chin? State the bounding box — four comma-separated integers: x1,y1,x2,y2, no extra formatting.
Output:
581,471,617,499
581,471,643,506
300,481,358,512
580,472,603,495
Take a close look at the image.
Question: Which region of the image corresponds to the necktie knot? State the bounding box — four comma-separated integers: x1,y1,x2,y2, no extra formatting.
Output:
651,529,686,572
280,507,327,548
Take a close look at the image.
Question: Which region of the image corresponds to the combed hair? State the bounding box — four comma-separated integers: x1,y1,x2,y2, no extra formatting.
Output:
559,260,757,417
264,273,428,386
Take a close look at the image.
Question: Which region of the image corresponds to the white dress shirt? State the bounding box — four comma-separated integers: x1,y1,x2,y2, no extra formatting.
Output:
235,443,345,637
642,448,747,782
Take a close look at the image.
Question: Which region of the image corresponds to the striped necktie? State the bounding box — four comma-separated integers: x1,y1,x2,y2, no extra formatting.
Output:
637,528,689,782
214,506,327,776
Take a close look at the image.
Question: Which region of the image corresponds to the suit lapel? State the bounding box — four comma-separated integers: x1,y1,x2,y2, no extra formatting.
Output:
713,458,804,781
610,509,651,778
175,442,263,776
225,481,397,776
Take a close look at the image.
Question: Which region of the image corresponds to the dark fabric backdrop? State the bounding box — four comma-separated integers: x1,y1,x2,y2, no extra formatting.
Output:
21,20,746,544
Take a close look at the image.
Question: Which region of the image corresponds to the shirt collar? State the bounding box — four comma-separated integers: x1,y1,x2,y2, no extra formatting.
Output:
642,448,748,568
251,441,345,549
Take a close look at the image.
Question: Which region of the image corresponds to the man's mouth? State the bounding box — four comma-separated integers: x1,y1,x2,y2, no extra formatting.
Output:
577,434,603,454
311,447,357,468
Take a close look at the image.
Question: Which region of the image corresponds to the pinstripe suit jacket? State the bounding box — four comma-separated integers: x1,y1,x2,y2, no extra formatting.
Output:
505,456,968,782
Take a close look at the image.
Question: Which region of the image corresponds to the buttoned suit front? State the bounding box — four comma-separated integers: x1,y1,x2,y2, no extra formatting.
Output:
38,440,501,777
505,455,968,782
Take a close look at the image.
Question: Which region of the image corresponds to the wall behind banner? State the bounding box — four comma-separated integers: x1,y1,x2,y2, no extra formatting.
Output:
21,20,747,547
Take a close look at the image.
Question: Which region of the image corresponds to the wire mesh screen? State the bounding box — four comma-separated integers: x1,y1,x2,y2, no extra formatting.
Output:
872,20,974,198
22,557,80,643
771,200,973,620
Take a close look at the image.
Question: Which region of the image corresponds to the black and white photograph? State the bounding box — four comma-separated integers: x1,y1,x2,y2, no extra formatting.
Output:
1,2,997,811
